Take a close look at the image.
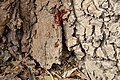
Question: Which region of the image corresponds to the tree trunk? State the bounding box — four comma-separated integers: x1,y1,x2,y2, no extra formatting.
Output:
1,0,120,80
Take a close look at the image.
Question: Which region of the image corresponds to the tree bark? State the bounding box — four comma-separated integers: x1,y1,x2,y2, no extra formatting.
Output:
1,0,120,80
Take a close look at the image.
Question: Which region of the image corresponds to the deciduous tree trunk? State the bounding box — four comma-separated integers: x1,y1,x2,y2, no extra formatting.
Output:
1,0,120,80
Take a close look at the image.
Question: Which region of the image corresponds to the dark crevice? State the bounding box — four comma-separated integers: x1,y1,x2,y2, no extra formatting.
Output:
87,71,92,80
67,51,78,66
83,28,87,42
70,44,79,49
3,25,10,36
16,28,23,53
50,63,62,71
34,59,41,69
60,15,70,60
56,8,78,67
2,25,10,44
28,54,41,69
72,27,77,37
93,47,98,58
0,0,4,2
91,25,95,36
114,15,120,23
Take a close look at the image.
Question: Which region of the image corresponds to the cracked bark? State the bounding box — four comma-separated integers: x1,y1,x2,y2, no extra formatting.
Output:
1,0,120,80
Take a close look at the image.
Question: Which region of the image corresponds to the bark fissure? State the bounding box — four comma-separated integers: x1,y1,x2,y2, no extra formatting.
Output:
1,0,120,79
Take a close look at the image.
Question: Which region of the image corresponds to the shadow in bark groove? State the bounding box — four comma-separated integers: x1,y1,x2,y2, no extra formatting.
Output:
56,8,78,68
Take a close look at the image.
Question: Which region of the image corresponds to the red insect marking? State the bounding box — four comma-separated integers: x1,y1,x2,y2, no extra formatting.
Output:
54,9,67,26
52,24,55,28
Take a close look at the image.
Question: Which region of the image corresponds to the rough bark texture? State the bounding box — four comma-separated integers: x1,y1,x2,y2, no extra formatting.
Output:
1,0,120,80
32,0,120,79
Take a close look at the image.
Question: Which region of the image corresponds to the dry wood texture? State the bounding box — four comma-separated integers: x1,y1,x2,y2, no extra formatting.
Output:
1,0,120,80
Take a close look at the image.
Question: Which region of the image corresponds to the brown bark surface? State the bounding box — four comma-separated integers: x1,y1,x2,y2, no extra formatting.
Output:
1,0,120,80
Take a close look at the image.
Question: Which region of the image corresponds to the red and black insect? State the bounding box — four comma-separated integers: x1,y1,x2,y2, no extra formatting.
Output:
54,9,67,26
52,24,55,28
